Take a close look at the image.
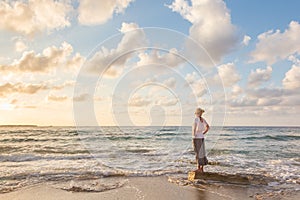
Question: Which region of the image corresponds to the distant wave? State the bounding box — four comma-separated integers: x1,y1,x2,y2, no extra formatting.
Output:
240,135,300,141
160,128,178,132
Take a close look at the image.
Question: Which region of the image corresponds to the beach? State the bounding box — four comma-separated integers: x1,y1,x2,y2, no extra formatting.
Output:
2,175,299,200
0,126,299,199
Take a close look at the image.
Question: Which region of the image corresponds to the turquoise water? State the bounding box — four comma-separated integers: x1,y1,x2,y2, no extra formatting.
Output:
0,126,299,194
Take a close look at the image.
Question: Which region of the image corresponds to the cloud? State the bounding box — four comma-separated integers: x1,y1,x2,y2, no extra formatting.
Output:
22,105,37,109
229,97,257,107
10,99,18,104
94,96,107,101
281,94,300,106
168,0,240,65
217,63,241,87
52,80,75,90
229,95,282,108
250,21,300,65
47,94,68,102
231,84,243,97
242,35,251,46
257,98,282,106
163,77,176,89
185,72,197,85
137,48,183,68
247,88,289,98
0,42,84,73
78,0,134,25
282,65,300,90
248,66,272,87
0,82,48,97
155,96,178,107
184,72,207,97
0,0,72,36
85,22,146,78
191,81,207,97
15,40,28,52
73,93,90,102
128,94,151,107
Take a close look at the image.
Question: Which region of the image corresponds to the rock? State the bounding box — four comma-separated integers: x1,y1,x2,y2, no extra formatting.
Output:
188,171,271,185
188,171,197,181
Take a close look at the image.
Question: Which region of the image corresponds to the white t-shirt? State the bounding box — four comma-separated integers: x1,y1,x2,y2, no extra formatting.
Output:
192,117,208,139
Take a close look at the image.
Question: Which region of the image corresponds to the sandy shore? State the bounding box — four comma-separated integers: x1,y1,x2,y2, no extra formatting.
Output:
0,176,299,200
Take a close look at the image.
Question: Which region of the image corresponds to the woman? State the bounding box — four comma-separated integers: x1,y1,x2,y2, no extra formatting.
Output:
192,107,209,172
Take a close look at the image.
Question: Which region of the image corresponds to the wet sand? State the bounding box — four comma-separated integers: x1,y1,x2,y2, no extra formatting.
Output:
0,176,299,200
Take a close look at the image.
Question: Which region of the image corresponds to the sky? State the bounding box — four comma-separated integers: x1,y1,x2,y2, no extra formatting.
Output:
0,0,300,126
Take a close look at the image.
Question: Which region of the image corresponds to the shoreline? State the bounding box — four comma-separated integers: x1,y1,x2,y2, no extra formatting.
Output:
1,175,299,200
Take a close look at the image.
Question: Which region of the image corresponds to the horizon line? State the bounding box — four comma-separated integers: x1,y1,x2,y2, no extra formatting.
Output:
1,125,299,128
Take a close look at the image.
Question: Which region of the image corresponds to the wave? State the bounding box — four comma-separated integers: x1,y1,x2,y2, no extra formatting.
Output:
0,137,68,143
160,128,178,132
32,149,90,154
61,181,125,193
240,135,300,141
207,149,250,156
125,149,152,153
107,136,148,140
0,153,93,162
154,132,177,136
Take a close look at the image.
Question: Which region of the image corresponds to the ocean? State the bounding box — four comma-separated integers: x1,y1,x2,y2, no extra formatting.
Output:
0,126,299,196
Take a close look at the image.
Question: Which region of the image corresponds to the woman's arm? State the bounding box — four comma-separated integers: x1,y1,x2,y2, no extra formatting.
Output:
203,124,210,135
192,122,197,137
203,118,210,135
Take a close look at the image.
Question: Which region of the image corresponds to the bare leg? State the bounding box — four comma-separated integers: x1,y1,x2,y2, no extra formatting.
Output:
194,156,200,171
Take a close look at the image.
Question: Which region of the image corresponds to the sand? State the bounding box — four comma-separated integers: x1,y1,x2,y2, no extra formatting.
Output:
0,176,299,200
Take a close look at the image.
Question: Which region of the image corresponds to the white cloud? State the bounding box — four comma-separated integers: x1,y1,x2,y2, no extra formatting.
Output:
52,80,75,90
248,66,272,87
282,65,300,90
229,97,257,107
78,0,134,25
250,21,300,64
15,40,27,52
0,0,72,36
231,84,243,97
229,96,283,108
85,22,146,78
248,88,288,98
73,93,90,102
0,82,48,97
288,55,300,65
242,35,251,46
257,98,281,106
184,72,207,97
217,63,241,87
168,0,240,65
163,77,176,89
137,48,183,68
155,96,178,107
281,94,300,106
47,94,68,102
185,71,197,85
128,94,151,107
0,42,84,73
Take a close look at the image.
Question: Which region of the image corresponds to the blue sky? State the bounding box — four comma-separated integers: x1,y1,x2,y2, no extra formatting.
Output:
0,0,299,126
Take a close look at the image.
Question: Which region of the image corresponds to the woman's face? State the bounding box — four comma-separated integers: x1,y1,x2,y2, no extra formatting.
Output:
195,111,202,117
